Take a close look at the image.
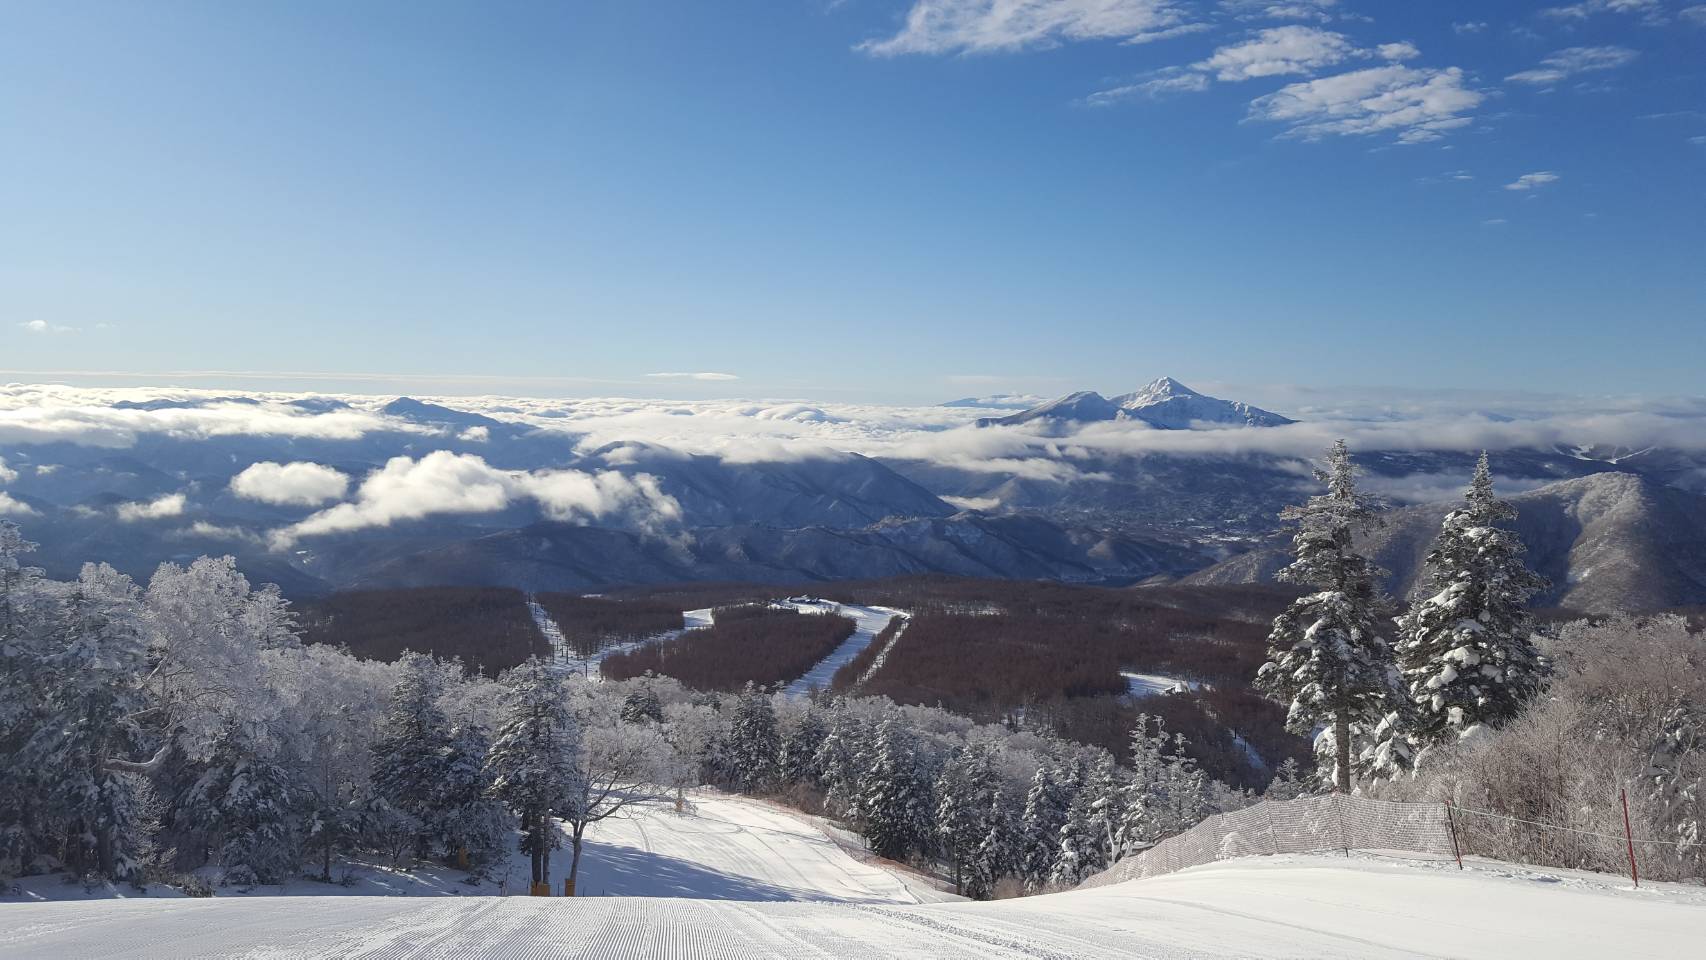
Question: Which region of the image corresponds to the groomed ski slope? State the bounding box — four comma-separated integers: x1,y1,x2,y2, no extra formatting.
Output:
7,795,1704,959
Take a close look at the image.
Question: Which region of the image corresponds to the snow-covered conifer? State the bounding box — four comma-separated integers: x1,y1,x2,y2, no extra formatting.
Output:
484,658,581,888
934,743,997,895
726,683,782,793
1257,440,1401,792
1388,454,1549,766
1019,754,1074,891
861,709,930,862
370,652,455,857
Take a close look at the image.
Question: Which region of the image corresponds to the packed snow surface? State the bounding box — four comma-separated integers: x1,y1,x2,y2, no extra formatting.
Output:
778,599,909,696
8,808,1705,958
532,598,713,680
1121,671,1200,699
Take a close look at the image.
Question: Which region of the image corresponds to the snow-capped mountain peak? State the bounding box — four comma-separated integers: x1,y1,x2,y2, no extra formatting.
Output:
978,378,1294,430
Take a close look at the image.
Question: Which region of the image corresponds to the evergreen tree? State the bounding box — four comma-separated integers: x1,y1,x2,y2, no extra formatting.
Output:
181,722,302,884
438,723,511,874
24,564,151,880
0,523,53,877
1257,440,1401,792
965,787,1018,900
726,683,781,793
779,703,827,789
1019,755,1074,891
485,658,582,889
370,652,454,858
861,710,930,862
813,703,865,822
1050,785,1103,887
620,679,664,725
934,744,998,895
1387,454,1549,767
1264,757,1310,801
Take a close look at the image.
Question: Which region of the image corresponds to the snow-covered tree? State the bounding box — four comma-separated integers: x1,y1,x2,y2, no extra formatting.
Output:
22,564,152,880
1386,454,1549,768
1264,757,1311,801
725,683,781,793
1117,715,1211,856
814,702,866,822
965,787,1018,900
1257,440,1401,792
180,721,302,884
438,723,511,874
484,658,581,889
861,709,931,863
1019,755,1074,891
0,523,54,877
370,652,455,857
779,702,827,789
559,710,677,894
934,743,998,895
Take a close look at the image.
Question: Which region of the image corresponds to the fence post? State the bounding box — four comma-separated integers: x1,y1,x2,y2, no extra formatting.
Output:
1444,802,1463,871
1264,801,1279,856
1619,788,1640,889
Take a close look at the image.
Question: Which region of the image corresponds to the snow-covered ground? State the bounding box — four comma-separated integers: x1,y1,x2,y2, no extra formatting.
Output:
531,598,713,680
8,846,1703,958
1120,671,1200,699
780,599,909,696
531,596,906,694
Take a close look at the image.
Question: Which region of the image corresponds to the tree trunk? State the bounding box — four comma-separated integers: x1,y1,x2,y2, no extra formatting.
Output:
568,825,585,891
1334,710,1352,793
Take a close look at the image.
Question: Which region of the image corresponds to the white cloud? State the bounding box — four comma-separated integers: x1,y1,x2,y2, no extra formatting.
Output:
17,320,77,335
1541,0,1666,23
1375,41,1419,61
1221,0,1337,22
1092,29,1431,105
646,372,741,381
272,451,682,547
1085,68,1210,104
0,456,16,485
1505,171,1560,191
0,493,33,516
1452,21,1488,34
1197,26,1358,81
117,493,187,522
0,386,441,448
230,461,351,507
1482,218,1509,226
1506,46,1638,86
1684,5,1706,26
858,0,1199,56
1247,65,1484,143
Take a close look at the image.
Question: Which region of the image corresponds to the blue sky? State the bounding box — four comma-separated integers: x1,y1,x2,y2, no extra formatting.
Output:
2,0,1702,403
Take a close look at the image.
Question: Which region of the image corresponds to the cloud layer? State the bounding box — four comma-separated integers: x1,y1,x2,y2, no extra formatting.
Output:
272,451,682,547
231,461,352,506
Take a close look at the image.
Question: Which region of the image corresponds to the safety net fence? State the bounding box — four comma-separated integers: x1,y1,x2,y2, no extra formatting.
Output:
1080,792,1700,889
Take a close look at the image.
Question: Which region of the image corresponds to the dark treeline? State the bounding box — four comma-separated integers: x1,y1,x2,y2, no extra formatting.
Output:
532,592,683,657
297,587,545,677
601,605,855,691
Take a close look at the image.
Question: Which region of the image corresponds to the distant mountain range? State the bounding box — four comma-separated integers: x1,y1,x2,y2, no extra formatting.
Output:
975,378,1295,430
4,387,1704,610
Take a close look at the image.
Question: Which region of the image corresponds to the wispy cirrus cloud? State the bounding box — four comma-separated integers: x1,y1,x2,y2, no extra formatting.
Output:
17,320,78,335
1506,46,1638,86
1540,0,1667,24
857,0,1202,56
1505,171,1560,191
647,372,741,382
